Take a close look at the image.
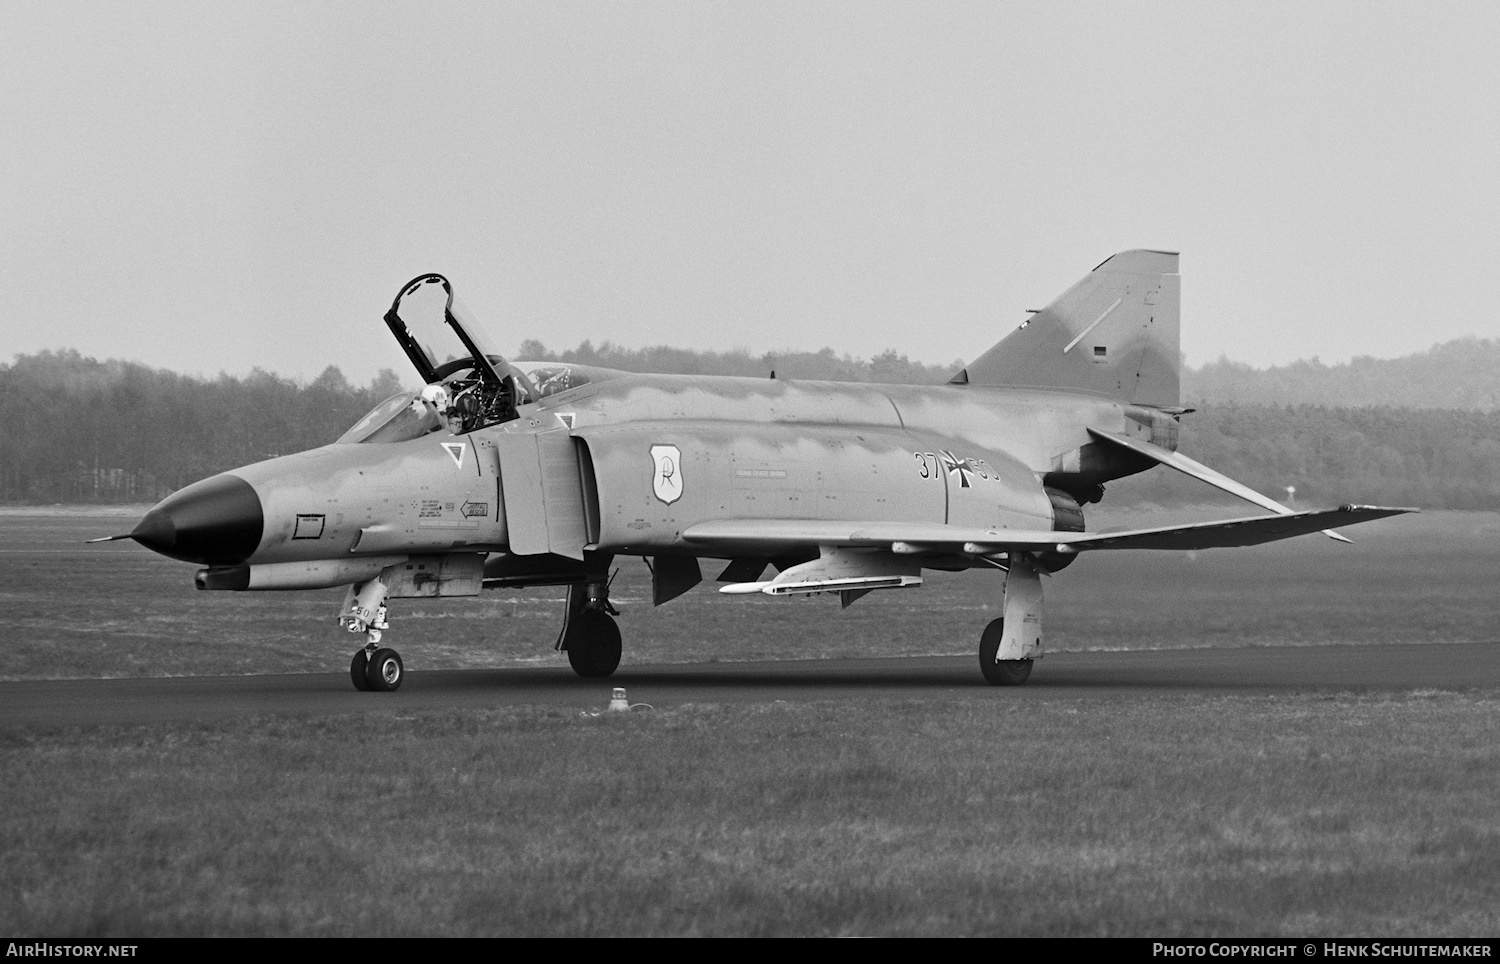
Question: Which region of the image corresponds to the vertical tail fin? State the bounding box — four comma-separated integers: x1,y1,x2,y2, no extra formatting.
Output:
952,250,1180,409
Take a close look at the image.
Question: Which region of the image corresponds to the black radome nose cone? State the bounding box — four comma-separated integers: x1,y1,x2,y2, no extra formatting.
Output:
131,474,263,565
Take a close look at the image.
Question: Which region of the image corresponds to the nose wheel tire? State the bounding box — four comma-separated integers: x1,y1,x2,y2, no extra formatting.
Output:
565,612,623,679
364,647,405,692
350,651,372,691
978,617,1033,686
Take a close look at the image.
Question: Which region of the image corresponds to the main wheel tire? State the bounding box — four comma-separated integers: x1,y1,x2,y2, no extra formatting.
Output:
565,612,622,679
350,651,372,692
365,647,404,692
978,617,1033,686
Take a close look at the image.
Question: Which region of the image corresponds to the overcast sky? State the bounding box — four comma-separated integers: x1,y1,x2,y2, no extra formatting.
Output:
4,1,1497,385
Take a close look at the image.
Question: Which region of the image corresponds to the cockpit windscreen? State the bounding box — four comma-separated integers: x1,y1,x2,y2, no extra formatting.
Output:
336,392,443,444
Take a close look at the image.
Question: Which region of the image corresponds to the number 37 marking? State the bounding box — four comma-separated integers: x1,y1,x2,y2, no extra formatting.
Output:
913,450,995,483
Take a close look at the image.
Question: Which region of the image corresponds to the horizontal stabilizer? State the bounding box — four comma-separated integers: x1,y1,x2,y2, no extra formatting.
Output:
1088,428,1353,543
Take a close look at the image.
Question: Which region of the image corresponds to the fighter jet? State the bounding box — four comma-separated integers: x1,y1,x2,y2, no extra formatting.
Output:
103,251,1413,690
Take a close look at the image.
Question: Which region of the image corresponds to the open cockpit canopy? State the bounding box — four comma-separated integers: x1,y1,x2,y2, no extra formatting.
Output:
374,274,631,436
382,274,538,433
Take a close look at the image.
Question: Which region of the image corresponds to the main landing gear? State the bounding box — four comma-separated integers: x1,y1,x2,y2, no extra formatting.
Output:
559,575,622,679
978,552,1045,687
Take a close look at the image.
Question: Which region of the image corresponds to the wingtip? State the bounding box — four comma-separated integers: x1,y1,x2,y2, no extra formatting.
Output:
1323,504,1422,543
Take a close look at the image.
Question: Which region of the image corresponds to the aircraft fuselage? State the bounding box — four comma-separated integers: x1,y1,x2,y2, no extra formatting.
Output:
141,373,1160,583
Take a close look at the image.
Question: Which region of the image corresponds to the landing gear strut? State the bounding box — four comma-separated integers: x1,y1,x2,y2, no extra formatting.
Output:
559,572,622,679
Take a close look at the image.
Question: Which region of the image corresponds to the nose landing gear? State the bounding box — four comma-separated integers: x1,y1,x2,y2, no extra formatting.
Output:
343,594,404,692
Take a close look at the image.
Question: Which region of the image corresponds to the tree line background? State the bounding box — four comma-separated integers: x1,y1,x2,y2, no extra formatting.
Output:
2,338,1498,508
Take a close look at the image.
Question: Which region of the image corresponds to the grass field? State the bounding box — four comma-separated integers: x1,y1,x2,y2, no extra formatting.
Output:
2,506,1498,936
5,694,1499,937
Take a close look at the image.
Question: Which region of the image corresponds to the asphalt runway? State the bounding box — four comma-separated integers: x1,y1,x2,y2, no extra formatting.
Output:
2,641,1496,729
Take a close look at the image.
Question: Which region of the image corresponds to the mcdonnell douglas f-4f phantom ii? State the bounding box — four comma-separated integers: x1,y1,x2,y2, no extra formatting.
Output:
105,250,1413,690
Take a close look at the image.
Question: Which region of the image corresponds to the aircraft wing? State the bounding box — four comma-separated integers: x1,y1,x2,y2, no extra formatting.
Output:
681,504,1415,558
